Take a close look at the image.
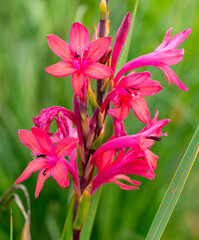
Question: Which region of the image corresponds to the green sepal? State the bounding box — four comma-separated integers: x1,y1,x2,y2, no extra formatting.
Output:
90,129,104,150
73,191,91,230
88,87,98,111
76,146,83,177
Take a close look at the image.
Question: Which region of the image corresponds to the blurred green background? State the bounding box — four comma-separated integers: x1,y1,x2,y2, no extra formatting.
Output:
0,0,199,239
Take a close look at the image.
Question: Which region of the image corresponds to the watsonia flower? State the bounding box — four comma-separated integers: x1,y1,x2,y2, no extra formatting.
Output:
45,22,113,96
15,127,78,198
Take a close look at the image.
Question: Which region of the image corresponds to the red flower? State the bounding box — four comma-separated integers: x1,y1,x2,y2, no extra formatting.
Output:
15,127,78,198
45,22,113,96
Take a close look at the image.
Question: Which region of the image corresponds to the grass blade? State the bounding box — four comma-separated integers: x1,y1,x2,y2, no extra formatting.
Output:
146,125,199,240
115,0,139,73
10,208,13,240
80,187,102,240
61,194,76,240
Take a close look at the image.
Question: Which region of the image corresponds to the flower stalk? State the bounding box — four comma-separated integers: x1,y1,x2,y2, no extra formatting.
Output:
13,1,191,239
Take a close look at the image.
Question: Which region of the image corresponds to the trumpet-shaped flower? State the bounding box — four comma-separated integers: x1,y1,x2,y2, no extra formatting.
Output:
15,127,78,198
114,28,191,90
91,113,169,193
45,22,113,96
102,72,162,123
91,147,154,194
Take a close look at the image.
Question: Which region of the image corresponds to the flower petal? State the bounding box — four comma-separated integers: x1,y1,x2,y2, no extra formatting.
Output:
35,169,50,198
31,127,54,155
115,101,129,121
87,37,112,62
46,34,72,61
128,96,151,124
144,149,159,171
157,64,188,91
84,62,113,79
45,61,76,77
71,72,86,96
18,130,43,155
69,22,90,55
15,158,48,185
166,28,191,50
51,160,69,188
55,137,78,158
155,49,184,65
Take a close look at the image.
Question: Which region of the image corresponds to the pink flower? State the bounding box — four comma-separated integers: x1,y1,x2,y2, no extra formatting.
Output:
92,113,170,157
32,106,76,141
102,72,162,123
45,22,113,96
114,28,191,91
91,112,170,193
15,127,78,198
91,147,154,194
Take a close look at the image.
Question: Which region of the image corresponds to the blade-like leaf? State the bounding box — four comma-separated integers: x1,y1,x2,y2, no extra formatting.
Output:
61,194,76,240
80,187,102,240
115,0,139,74
10,208,13,240
146,125,199,240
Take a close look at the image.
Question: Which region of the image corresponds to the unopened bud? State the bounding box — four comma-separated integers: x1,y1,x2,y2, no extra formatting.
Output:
100,0,107,20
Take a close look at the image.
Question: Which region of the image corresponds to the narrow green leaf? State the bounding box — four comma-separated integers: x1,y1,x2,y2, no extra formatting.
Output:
146,125,199,240
61,194,76,240
10,208,13,240
73,191,90,230
80,187,102,240
115,0,139,73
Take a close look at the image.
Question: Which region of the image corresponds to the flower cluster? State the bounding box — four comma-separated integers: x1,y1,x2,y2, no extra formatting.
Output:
15,10,191,199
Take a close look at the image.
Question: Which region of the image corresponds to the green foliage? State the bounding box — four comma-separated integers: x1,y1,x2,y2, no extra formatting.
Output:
146,126,199,240
0,0,199,239
61,194,76,240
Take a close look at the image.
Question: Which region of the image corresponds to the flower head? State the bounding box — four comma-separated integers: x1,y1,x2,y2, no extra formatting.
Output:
114,28,191,90
15,127,78,198
45,22,113,96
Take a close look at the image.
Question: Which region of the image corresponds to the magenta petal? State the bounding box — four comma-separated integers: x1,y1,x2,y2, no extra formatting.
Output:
166,28,192,49
69,22,90,55
35,169,50,198
71,72,86,96
111,12,131,72
55,137,78,158
84,62,113,79
157,64,188,91
18,130,43,155
128,96,151,124
156,49,184,65
87,37,112,62
15,158,47,184
46,34,72,61
31,127,54,155
51,160,69,188
45,61,76,77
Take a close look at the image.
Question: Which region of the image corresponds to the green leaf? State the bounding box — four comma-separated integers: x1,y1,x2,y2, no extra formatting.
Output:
10,208,13,240
73,191,91,230
61,194,76,240
146,125,199,240
80,187,102,240
115,0,139,73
